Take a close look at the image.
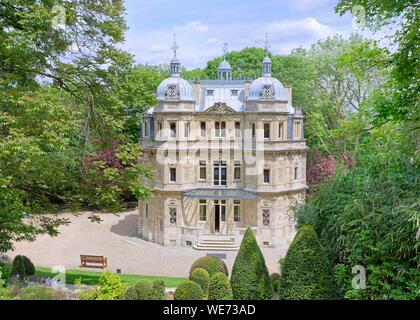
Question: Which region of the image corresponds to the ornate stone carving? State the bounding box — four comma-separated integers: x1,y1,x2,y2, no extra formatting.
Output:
262,209,270,226
206,102,235,114
260,84,274,99
165,84,180,99
169,207,177,224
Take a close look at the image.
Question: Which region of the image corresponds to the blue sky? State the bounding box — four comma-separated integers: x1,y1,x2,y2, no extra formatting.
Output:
123,0,379,69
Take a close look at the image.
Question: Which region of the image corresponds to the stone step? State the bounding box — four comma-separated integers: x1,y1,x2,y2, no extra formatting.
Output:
200,240,235,245
193,244,240,251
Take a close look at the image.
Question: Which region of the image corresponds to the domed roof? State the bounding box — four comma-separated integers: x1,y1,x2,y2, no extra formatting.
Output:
248,76,286,101
218,60,232,70
157,77,194,101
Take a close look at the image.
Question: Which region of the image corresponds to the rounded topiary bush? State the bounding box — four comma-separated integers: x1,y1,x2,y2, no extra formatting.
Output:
279,225,335,300
189,256,228,279
208,272,233,300
174,281,203,300
191,268,210,296
21,256,35,276
123,286,138,300
134,280,153,300
270,273,281,294
19,285,55,300
11,255,26,279
151,280,166,300
231,228,272,300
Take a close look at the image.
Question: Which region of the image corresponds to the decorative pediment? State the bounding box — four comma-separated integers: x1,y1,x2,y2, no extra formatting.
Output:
206,102,236,114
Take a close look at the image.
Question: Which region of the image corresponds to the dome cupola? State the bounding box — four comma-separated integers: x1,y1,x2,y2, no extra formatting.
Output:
156,34,194,101
218,42,232,80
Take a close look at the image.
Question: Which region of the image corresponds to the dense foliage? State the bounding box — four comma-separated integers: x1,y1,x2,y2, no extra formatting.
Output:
19,285,55,300
10,255,26,279
191,268,210,297
95,272,125,300
231,228,272,300
174,281,203,301
134,279,153,300
189,256,228,279
279,225,335,300
151,280,166,300
208,272,233,300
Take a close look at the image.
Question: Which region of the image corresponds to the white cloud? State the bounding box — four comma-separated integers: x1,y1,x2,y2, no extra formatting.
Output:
175,21,209,33
265,17,336,39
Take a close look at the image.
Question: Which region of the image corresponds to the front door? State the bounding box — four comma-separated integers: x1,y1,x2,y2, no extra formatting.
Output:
214,200,226,234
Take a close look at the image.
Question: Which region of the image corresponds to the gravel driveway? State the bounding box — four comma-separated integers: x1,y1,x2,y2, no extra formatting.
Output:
4,210,287,277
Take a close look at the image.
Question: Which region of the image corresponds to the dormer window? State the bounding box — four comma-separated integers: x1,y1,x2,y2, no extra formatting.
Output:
206,90,214,96
231,89,239,96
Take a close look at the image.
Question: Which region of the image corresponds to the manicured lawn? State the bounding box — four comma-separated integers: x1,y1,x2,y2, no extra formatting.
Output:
1,263,186,288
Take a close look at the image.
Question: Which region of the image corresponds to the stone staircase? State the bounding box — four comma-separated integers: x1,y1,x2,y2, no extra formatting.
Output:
193,236,239,251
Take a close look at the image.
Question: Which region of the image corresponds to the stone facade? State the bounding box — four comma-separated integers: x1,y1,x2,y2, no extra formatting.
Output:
139,44,307,249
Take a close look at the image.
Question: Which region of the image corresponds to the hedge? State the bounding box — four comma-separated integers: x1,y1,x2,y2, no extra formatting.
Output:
11,255,26,279
191,268,210,296
279,225,335,300
231,228,272,300
189,256,228,279
174,281,203,300
151,280,166,300
134,280,153,300
208,272,233,300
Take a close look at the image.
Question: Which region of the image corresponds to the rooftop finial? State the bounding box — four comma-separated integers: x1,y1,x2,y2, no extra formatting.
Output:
172,33,179,58
265,33,270,56
222,42,228,60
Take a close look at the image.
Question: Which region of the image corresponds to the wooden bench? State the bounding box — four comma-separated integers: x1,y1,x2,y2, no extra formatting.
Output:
80,255,107,268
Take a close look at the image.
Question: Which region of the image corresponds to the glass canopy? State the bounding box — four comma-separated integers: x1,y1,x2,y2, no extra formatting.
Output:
182,188,257,199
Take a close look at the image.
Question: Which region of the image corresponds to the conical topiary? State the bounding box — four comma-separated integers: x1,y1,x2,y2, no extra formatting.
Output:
279,225,335,300
231,228,272,300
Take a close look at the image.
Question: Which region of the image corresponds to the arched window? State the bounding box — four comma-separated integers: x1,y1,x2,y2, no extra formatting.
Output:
235,122,241,137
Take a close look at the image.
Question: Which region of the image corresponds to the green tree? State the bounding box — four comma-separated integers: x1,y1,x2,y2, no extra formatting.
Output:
96,272,125,300
208,272,233,300
279,225,335,300
231,228,272,300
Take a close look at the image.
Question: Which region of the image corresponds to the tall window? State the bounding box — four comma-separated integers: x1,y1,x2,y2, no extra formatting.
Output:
215,121,226,138
251,123,256,138
200,122,206,138
170,122,176,138
170,168,176,182
235,122,241,138
144,204,148,218
220,200,226,221
279,122,284,140
234,200,240,222
157,122,162,138
199,161,207,180
144,120,149,137
264,123,270,139
263,169,270,184
213,161,227,186
294,167,299,180
294,121,301,139
184,122,190,138
199,200,206,222
234,162,241,180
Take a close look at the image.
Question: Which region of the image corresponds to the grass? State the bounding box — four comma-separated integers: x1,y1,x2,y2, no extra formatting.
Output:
1,263,186,288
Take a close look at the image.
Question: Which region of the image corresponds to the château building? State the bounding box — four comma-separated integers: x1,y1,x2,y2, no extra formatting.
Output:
139,39,307,250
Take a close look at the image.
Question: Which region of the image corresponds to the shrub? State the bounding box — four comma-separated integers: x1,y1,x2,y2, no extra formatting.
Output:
96,272,125,300
270,273,281,293
279,225,335,300
189,256,228,279
123,286,138,300
151,280,166,300
19,285,55,300
174,281,203,300
0,287,12,300
134,280,153,300
0,264,11,283
20,256,35,276
231,228,272,300
11,256,26,279
191,268,210,296
78,288,98,300
208,272,233,300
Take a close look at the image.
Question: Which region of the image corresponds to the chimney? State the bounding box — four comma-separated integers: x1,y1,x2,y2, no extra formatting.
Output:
243,80,251,100
285,85,292,106
193,80,201,103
